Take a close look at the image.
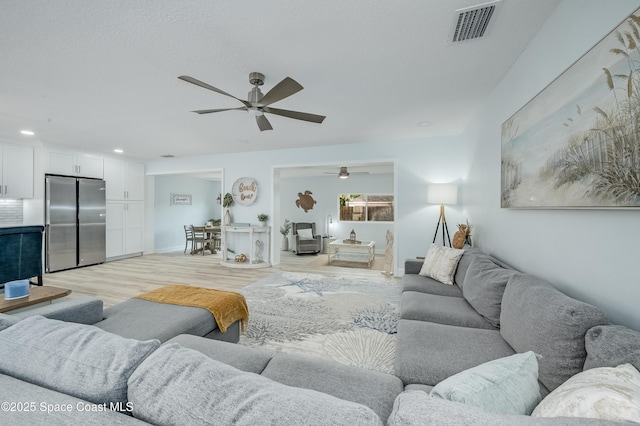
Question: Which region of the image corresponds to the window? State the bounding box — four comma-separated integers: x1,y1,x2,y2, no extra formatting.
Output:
339,194,394,222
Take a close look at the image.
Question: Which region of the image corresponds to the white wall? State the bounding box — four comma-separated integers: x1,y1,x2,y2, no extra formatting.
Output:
279,172,394,253
153,175,221,252
463,0,640,329
146,135,471,270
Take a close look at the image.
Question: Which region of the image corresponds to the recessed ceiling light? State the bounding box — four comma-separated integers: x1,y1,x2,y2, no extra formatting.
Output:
20,130,35,136
417,121,432,127
113,149,123,154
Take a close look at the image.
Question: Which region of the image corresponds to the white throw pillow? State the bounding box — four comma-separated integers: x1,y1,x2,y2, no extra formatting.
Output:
532,363,640,422
419,244,464,285
297,228,314,239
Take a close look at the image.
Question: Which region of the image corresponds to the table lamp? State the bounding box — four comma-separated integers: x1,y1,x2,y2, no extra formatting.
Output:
427,183,458,247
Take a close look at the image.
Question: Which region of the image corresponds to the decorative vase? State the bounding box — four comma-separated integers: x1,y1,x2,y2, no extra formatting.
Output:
260,221,267,227
281,236,289,251
224,209,231,226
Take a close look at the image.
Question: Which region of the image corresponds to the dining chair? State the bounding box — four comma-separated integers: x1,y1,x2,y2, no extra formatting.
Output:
184,225,195,253
192,226,215,255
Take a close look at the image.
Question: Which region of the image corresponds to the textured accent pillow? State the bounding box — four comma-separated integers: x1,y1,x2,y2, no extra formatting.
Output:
584,325,640,372
462,256,518,328
430,351,541,415
297,228,314,238
128,344,383,426
532,363,640,422
419,244,464,285
0,315,160,405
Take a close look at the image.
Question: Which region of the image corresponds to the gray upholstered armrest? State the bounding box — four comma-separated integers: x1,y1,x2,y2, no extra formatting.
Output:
10,296,104,325
404,259,424,275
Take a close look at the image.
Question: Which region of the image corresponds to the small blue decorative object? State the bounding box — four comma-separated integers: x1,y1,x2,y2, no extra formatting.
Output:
4,279,29,300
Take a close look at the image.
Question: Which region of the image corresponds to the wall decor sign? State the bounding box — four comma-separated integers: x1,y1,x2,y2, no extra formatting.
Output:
170,193,192,206
232,177,258,205
501,8,640,209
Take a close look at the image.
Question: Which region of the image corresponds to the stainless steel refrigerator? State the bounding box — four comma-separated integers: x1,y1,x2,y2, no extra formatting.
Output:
45,175,106,272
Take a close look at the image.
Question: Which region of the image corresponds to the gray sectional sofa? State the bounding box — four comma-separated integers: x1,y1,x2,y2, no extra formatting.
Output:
0,247,638,425
394,246,640,424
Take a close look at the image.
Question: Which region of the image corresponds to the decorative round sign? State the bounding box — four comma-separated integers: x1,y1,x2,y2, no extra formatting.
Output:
231,177,258,205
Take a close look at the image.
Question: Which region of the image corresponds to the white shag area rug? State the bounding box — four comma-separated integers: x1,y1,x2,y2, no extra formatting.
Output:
238,271,402,374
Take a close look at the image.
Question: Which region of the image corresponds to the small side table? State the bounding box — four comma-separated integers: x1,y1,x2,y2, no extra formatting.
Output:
322,237,336,254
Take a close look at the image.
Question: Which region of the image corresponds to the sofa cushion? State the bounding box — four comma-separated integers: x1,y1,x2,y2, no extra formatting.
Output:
128,344,383,426
532,363,640,423
387,390,625,426
0,373,147,425
0,313,19,330
453,246,483,288
395,319,515,386
0,315,159,406
584,325,640,371
418,244,464,285
94,298,218,343
430,351,541,415
261,352,403,422
500,274,608,392
165,333,275,374
402,273,463,297
462,256,518,328
400,292,495,329
11,296,103,325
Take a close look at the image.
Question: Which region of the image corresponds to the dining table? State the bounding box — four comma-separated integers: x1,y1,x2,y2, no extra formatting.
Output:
191,225,221,255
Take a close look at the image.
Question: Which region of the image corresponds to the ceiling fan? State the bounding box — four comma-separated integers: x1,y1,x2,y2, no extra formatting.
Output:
324,167,369,179
178,72,326,131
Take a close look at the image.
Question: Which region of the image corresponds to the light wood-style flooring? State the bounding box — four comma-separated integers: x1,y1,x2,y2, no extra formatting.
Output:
43,251,398,308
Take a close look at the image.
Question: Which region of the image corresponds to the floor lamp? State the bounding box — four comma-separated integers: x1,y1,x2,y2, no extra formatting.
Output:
427,183,457,247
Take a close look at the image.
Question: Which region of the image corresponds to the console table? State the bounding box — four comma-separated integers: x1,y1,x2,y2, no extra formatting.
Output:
220,225,271,269
328,240,376,268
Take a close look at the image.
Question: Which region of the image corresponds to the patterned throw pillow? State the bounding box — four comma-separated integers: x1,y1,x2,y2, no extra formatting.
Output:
532,363,640,422
419,244,464,285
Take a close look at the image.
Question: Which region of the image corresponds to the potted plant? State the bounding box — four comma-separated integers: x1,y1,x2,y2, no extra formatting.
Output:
257,213,269,226
280,219,291,251
222,193,233,225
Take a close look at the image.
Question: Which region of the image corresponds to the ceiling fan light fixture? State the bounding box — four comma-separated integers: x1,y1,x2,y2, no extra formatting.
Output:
248,107,264,117
338,167,350,179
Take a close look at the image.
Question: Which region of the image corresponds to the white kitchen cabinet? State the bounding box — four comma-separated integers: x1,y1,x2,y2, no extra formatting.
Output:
106,201,143,258
48,150,103,178
104,159,145,201
0,144,34,199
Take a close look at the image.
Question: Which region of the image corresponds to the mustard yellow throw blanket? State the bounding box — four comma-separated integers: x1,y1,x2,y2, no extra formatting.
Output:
135,284,248,334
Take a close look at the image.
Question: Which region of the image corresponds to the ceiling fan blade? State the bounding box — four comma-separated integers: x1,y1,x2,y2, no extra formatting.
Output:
256,77,303,107
178,75,250,107
262,106,326,124
192,107,248,114
256,114,273,131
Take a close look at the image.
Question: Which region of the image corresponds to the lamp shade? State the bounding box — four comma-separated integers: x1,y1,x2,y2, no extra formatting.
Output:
427,183,458,205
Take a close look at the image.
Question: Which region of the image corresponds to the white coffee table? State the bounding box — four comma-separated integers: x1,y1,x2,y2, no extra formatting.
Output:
328,240,375,268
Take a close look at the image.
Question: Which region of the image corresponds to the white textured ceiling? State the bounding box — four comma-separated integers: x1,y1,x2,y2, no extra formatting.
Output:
0,0,560,160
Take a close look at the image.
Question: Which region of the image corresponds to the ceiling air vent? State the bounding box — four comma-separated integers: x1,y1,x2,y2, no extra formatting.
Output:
452,1,500,43
160,154,175,158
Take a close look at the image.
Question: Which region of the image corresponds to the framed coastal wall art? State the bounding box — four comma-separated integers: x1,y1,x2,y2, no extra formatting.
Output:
501,8,640,209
